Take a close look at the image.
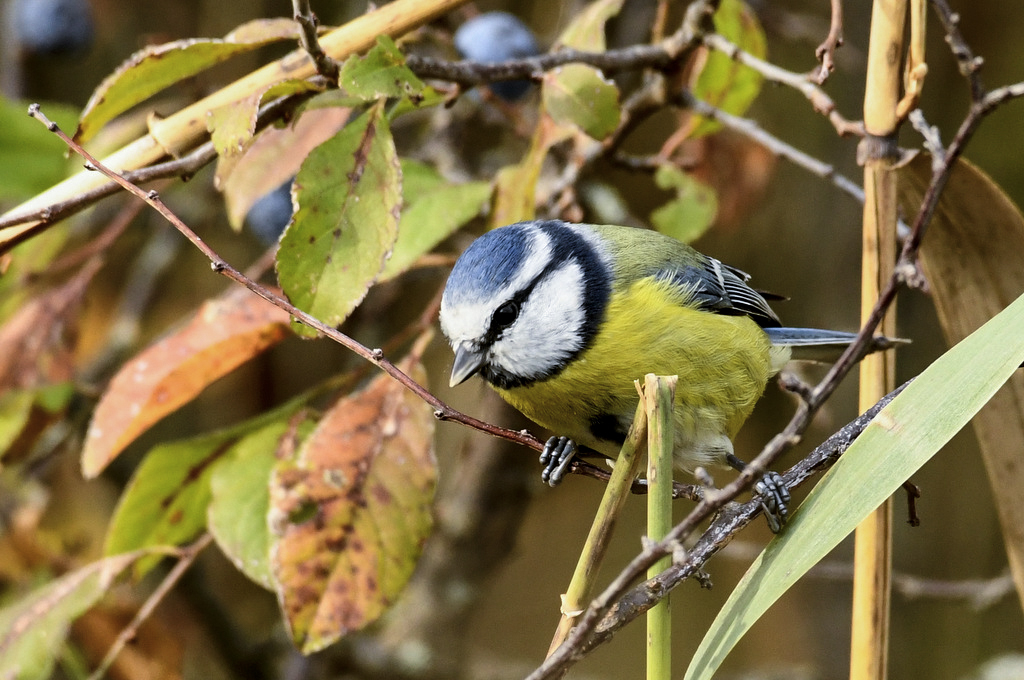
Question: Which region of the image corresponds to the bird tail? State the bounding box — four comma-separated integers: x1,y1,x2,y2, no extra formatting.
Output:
764,327,908,363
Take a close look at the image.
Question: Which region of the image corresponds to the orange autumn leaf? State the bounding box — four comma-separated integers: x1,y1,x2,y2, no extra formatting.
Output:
81,288,291,478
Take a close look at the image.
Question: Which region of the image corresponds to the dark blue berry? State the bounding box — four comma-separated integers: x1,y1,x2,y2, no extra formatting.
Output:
246,181,294,246
13,0,95,56
454,12,539,101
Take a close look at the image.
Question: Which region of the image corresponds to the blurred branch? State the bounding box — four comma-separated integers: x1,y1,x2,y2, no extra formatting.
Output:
813,0,844,83
676,90,867,205
719,541,1016,610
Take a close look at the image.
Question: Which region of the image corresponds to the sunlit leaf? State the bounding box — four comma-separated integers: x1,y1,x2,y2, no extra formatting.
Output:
900,154,1024,606
276,101,401,336
690,0,766,138
208,417,315,590
220,107,350,230
269,350,436,653
556,0,625,50
542,65,620,140
0,552,145,680
685,290,1024,680
380,160,490,281
81,287,292,478
650,164,718,243
75,18,300,142
0,97,78,202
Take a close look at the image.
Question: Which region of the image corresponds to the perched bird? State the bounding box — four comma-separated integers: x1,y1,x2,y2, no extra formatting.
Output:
440,220,899,528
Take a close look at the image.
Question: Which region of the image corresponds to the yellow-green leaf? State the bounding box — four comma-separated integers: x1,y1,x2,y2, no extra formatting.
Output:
542,64,620,140
276,101,401,336
691,0,766,138
208,418,314,590
650,164,718,243
75,18,300,142
685,290,1024,680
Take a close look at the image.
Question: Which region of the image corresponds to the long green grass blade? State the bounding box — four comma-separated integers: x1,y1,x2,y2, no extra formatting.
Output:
685,291,1024,680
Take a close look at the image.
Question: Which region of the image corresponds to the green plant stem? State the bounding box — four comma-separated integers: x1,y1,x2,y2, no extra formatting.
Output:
645,374,676,680
547,390,649,656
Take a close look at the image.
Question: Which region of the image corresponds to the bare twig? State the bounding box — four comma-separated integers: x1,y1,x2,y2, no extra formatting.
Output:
702,32,863,137
292,0,340,83
26,104,549,460
86,534,214,680
813,0,845,83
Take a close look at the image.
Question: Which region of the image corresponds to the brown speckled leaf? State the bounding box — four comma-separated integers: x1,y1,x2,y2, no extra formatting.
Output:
81,288,291,478
269,351,436,653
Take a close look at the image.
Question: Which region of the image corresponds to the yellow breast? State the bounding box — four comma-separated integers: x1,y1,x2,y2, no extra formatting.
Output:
494,277,775,469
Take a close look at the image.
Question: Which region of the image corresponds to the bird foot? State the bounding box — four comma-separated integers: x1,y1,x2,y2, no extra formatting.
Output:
754,471,791,534
540,436,577,486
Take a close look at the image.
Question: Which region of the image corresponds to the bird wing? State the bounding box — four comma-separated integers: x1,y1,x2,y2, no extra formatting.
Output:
657,256,782,328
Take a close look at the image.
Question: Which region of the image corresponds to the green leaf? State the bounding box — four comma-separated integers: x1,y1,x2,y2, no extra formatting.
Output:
338,36,425,102
380,161,490,281
684,290,1024,680
208,418,314,590
691,0,766,138
103,431,231,577
276,101,401,336
650,165,718,243
75,18,300,142
557,0,625,50
0,97,78,202
542,64,621,140
0,552,144,680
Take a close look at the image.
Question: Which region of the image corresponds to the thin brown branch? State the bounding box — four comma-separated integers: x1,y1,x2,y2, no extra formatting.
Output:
813,0,845,83
292,0,340,83
86,534,214,680
702,32,863,137
26,103,549,459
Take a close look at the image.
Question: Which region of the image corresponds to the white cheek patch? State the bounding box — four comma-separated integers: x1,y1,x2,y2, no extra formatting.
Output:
491,260,586,380
440,225,554,349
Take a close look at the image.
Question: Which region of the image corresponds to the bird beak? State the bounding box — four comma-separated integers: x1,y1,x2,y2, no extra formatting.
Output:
449,344,485,387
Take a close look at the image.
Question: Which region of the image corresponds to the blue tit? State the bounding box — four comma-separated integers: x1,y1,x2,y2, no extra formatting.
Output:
439,220,897,522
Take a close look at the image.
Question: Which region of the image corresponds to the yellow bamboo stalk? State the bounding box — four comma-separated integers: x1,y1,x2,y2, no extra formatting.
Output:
0,0,470,249
852,2,905,679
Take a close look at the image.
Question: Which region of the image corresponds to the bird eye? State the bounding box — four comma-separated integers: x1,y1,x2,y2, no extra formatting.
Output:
492,301,520,330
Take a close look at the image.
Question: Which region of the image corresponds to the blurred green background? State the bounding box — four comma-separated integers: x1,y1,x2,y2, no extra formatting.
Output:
2,0,1023,678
